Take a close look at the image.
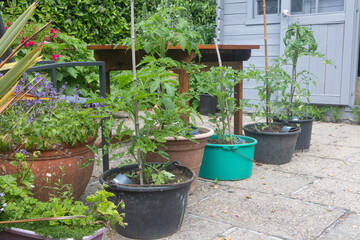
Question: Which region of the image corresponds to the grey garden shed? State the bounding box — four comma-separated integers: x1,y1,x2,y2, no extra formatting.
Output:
216,0,360,108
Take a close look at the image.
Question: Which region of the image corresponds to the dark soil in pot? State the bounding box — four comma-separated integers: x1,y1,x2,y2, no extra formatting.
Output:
99,163,195,239
243,123,300,165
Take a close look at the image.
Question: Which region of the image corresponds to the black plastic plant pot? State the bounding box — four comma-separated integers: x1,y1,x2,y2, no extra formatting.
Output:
99,163,195,239
200,93,217,116
243,123,301,165
274,117,314,152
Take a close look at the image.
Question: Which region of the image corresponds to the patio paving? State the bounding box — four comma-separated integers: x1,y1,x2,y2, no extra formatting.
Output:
84,115,360,240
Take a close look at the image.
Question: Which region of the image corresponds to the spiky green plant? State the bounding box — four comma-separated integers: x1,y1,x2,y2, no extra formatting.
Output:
0,1,43,114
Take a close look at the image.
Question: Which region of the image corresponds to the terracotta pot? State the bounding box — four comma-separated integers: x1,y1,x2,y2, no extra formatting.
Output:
0,137,96,202
146,127,214,194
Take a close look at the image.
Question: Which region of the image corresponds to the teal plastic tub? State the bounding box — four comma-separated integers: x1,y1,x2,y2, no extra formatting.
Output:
199,135,257,180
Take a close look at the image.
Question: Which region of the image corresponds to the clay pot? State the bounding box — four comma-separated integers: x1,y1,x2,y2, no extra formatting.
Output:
0,136,96,202
145,127,214,194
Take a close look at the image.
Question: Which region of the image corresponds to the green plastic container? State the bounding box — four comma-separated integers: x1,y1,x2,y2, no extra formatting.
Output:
199,135,257,180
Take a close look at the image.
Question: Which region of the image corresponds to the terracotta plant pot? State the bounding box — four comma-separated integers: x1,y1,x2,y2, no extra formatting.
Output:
145,127,214,194
0,137,96,202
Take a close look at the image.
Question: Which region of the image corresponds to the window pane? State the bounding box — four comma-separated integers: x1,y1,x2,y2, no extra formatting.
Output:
291,0,303,13
318,0,344,13
257,0,280,15
291,0,345,14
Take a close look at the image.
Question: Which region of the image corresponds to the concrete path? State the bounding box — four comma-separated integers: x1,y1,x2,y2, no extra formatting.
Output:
86,116,360,240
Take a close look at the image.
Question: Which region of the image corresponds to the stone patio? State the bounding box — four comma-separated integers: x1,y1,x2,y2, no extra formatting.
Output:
85,115,360,240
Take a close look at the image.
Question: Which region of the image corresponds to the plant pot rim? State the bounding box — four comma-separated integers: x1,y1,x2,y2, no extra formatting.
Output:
0,135,97,154
243,123,301,136
3,226,108,240
149,126,214,141
274,116,314,123
206,134,258,147
99,163,196,192
287,116,314,123
0,135,96,160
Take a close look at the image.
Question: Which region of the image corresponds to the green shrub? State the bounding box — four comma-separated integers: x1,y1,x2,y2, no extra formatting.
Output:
305,105,331,121
351,105,360,122
2,0,216,44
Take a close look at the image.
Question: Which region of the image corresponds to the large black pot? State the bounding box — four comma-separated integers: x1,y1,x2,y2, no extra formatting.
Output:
274,117,314,152
200,93,217,116
99,163,195,239
243,123,300,165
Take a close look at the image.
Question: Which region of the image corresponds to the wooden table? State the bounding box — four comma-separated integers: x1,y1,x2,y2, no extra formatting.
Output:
87,44,259,134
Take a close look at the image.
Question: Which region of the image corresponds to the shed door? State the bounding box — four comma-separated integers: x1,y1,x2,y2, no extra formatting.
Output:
280,0,357,105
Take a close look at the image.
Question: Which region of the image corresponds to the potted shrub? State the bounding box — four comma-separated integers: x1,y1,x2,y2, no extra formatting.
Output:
90,2,211,239
242,3,300,165
121,2,213,193
274,23,334,152
242,60,301,165
0,152,125,240
0,74,99,202
198,66,257,180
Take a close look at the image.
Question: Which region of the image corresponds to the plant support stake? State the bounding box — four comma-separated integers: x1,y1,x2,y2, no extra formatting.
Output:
130,0,144,185
262,0,270,125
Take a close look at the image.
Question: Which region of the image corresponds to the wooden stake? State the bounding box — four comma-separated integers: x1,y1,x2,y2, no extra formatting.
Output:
263,0,270,125
130,0,143,185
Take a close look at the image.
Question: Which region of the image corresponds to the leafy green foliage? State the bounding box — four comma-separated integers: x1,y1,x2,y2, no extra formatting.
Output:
90,56,199,172
351,105,360,122
2,15,100,97
0,152,125,239
200,66,244,144
277,23,335,119
330,106,343,123
2,0,216,44
143,164,175,185
0,99,99,151
121,3,204,58
305,105,331,121
243,60,289,127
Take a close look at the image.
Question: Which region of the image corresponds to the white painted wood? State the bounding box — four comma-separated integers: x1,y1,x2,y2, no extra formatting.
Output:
224,2,247,14
218,0,357,106
340,0,358,104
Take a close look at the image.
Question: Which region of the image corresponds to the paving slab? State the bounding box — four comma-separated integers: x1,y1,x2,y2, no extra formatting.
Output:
274,155,360,183
221,227,284,240
187,188,343,240
214,165,317,196
189,180,230,206
301,144,360,160
291,178,360,212
103,214,232,240
319,213,360,240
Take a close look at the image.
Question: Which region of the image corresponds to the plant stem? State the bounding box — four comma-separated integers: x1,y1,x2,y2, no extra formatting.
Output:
130,0,144,185
214,38,233,144
289,25,299,118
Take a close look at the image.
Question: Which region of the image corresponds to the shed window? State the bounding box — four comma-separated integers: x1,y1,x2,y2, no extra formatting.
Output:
256,0,281,15
291,0,344,14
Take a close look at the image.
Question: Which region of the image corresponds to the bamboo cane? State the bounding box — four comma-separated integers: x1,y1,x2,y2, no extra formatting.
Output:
262,0,270,125
130,0,144,185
